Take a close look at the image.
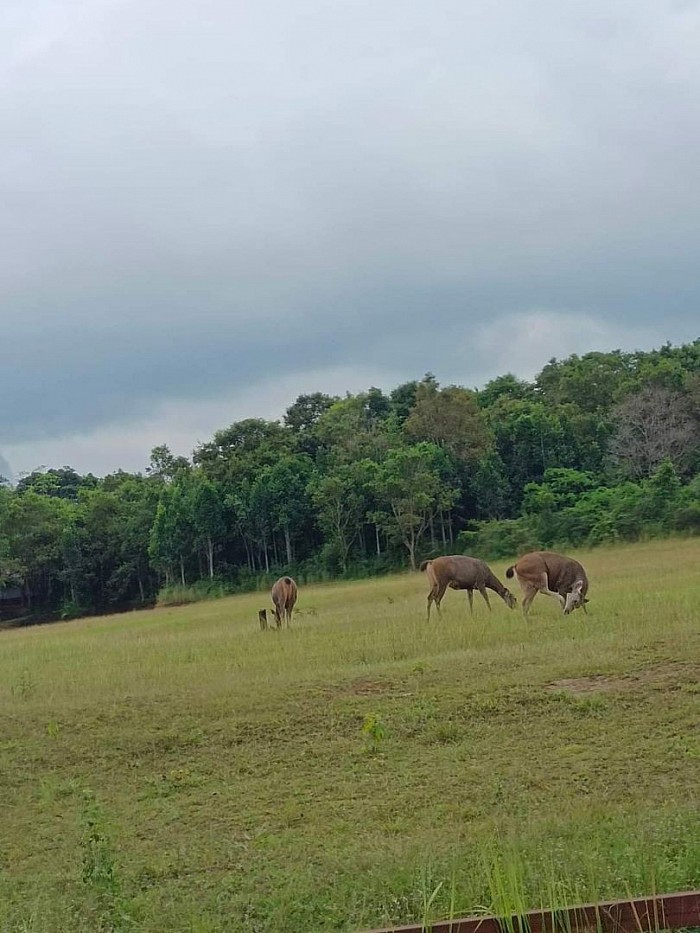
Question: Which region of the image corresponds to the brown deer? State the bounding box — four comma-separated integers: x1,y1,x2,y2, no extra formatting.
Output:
420,555,517,620
505,551,589,619
271,576,298,628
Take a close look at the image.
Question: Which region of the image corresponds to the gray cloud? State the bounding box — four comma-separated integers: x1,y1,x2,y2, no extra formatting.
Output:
2,0,700,469
0,452,12,483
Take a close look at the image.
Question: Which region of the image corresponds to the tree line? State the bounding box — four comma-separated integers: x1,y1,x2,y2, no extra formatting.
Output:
1,340,699,619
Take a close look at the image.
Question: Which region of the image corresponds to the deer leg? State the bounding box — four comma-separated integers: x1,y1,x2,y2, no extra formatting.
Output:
478,587,492,611
539,573,565,610
426,586,437,621
521,586,537,619
427,586,443,620
466,589,474,614
434,582,448,618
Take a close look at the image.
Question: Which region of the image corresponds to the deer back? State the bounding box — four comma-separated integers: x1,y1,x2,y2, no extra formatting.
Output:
431,555,484,588
516,551,587,595
271,576,297,610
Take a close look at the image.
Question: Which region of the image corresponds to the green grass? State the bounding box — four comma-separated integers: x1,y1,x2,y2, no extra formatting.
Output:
1,538,699,932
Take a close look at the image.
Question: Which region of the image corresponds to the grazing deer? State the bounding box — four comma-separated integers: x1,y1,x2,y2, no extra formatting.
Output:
505,551,589,619
271,576,298,628
420,555,517,621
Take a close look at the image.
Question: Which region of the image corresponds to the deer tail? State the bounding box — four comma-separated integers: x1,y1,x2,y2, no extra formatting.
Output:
505,565,515,579
419,560,432,573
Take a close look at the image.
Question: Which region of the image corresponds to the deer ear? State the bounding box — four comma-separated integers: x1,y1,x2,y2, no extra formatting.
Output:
573,580,584,595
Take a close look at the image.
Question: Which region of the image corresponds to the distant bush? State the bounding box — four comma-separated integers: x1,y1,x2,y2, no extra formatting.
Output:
156,579,234,607
675,502,700,532
457,519,538,560
459,460,700,559
59,600,84,620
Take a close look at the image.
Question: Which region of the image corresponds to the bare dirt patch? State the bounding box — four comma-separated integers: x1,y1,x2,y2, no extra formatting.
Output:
339,678,392,696
320,677,413,699
546,675,625,695
546,661,699,696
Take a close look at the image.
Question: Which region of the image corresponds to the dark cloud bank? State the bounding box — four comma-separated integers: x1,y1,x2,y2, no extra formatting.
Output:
2,0,699,473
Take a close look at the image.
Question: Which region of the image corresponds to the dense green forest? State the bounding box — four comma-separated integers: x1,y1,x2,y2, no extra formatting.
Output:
2,340,699,620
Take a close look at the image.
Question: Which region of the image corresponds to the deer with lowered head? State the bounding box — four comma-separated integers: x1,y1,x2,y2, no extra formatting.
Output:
420,555,517,621
271,575,298,628
505,551,589,619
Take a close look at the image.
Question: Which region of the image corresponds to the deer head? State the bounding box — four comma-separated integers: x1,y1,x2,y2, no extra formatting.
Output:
503,589,518,610
564,579,588,615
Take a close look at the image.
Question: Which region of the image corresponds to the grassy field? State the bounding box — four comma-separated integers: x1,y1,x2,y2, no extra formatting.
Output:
1,539,699,933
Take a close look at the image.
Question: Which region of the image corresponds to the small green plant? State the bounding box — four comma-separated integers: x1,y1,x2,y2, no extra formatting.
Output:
38,775,80,806
11,670,35,701
671,734,700,759
479,842,529,928
143,767,205,798
361,713,386,754
419,862,460,932
80,788,132,931
46,720,60,738
420,877,444,932
571,695,608,717
81,789,117,887
429,722,461,745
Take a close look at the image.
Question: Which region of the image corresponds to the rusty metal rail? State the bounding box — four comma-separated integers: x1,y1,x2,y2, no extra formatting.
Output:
362,889,700,933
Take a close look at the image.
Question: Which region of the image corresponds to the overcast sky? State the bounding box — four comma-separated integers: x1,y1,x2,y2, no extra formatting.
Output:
2,0,699,480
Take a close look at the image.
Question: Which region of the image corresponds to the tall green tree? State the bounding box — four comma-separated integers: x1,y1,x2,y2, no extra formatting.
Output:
1,491,70,609
371,443,458,570
404,379,490,464
485,398,585,506
260,455,314,565
468,451,512,520
111,475,159,603
146,445,191,483
194,419,291,483
16,466,98,500
310,462,370,570
389,380,420,424
190,475,225,578
477,373,534,408
536,351,636,414
313,394,396,464
148,480,194,586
